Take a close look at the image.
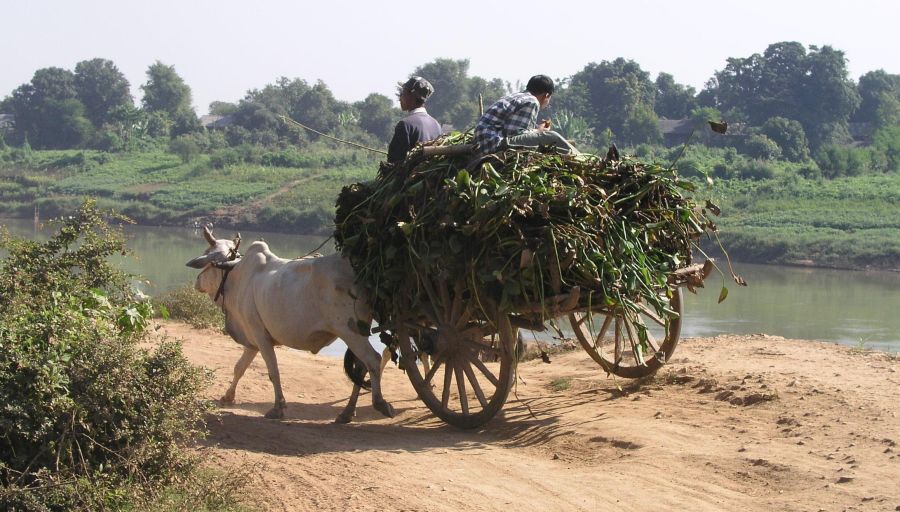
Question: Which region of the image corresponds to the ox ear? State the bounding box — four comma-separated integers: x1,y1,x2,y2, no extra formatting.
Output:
203,226,216,246
186,254,212,268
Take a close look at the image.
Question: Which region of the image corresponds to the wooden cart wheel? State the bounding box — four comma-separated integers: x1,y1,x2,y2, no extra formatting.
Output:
396,279,517,428
568,287,683,378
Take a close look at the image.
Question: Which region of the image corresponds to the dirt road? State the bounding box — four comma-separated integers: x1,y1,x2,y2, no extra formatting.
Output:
162,322,900,512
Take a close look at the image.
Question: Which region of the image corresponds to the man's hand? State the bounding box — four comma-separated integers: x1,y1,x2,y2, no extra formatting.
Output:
538,119,552,132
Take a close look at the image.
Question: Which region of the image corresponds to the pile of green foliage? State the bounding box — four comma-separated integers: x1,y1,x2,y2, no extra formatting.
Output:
335,134,725,335
0,201,212,510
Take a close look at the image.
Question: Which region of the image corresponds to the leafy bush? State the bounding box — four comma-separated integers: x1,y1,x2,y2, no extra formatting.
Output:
209,148,242,169
814,144,868,178
154,284,224,330
0,201,212,510
735,159,777,180
741,133,782,160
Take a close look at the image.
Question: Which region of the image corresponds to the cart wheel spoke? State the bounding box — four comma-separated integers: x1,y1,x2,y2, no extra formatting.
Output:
614,316,623,365
454,365,469,415
623,312,646,367
424,352,446,385
454,306,473,330
441,362,453,409
594,313,614,349
468,353,500,387
463,362,489,409
637,302,666,328
644,325,660,354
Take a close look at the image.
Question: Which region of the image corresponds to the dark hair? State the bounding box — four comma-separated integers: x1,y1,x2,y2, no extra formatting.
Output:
525,75,554,96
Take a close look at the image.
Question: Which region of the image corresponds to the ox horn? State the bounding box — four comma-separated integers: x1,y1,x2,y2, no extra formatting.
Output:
233,233,242,252
203,225,216,246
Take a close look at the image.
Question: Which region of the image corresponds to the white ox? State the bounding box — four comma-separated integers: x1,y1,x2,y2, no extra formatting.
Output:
186,227,394,422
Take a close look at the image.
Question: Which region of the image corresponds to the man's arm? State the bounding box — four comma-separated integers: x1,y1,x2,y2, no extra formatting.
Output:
387,121,411,163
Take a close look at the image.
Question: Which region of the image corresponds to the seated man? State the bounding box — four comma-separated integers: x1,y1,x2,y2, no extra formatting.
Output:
387,76,443,164
474,74,577,156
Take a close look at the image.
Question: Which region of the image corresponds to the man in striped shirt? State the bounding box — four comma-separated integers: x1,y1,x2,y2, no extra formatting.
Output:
474,75,578,156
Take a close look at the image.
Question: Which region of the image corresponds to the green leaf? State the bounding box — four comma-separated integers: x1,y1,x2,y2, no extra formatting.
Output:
717,286,729,304
456,170,471,187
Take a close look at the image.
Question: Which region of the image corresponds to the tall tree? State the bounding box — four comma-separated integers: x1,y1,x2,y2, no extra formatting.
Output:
799,45,860,147
6,67,93,148
854,70,900,127
73,58,132,127
567,58,657,138
654,72,697,119
354,93,399,142
755,42,808,123
761,116,810,162
707,42,860,148
141,61,192,114
141,61,198,135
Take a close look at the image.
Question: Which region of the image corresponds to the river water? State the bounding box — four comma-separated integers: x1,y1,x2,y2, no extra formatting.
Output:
3,218,898,353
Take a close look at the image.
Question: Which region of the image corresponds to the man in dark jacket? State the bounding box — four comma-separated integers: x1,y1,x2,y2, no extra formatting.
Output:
387,76,442,163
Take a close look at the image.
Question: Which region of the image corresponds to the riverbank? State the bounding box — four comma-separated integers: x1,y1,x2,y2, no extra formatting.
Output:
162,321,900,511
2,148,899,271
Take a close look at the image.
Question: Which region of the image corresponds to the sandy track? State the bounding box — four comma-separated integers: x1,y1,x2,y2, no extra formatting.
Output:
161,322,900,512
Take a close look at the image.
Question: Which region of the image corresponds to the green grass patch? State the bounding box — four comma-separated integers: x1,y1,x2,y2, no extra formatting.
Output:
549,376,573,392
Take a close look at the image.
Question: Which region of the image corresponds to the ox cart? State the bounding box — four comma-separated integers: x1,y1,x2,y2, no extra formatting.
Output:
337,142,724,429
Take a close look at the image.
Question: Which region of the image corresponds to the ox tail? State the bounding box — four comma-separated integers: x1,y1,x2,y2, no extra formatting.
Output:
343,349,372,390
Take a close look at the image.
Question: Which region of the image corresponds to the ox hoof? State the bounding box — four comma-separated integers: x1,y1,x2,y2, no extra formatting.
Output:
219,395,235,406
374,400,395,418
334,412,354,424
264,407,285,420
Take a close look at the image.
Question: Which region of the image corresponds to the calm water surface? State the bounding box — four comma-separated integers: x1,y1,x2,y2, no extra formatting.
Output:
3,218,898,353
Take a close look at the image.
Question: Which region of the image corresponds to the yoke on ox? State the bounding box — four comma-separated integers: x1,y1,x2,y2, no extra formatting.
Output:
186,227,394,423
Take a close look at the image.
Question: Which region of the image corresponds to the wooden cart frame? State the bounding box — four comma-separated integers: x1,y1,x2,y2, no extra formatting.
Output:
393,260,714,429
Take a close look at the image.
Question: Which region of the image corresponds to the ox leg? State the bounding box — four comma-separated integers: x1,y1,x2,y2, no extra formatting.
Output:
256,339,287,419
335,347,392,424
335,384,362,424
221,346,258,405
345,337,394,419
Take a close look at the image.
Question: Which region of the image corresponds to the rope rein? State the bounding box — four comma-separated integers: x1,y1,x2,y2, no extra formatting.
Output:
278,115,388,155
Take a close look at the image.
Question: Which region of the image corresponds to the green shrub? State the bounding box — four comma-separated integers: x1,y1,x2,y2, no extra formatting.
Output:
0,201,212,510
154,284,224,330
209,148,241,169
735,159,777,180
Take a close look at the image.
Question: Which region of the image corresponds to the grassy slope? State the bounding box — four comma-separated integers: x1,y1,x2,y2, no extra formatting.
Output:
1,149,898,269
704,174,900,269
0,149,379,233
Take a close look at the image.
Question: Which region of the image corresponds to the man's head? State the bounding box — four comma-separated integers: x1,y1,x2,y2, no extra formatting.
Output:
525,74,554,108
398,76,434,111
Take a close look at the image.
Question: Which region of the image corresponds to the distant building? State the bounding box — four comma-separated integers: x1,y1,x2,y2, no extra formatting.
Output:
199,114,234,129
848,122,874,146
658,118,695,146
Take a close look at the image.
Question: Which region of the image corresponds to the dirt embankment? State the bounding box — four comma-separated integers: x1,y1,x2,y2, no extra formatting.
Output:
161,322,900,512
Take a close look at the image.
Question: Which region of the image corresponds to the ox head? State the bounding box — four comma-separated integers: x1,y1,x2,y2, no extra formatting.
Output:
186,226,241,296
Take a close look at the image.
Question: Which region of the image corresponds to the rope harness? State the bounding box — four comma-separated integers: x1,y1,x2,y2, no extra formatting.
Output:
212,246,241,303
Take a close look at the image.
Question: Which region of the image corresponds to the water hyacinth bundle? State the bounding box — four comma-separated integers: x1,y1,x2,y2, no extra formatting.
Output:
334,133,718,332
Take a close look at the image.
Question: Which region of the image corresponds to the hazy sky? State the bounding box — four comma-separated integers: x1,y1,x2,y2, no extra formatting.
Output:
3,0,899,115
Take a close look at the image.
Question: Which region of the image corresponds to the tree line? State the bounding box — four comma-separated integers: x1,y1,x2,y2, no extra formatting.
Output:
2,42,899,172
